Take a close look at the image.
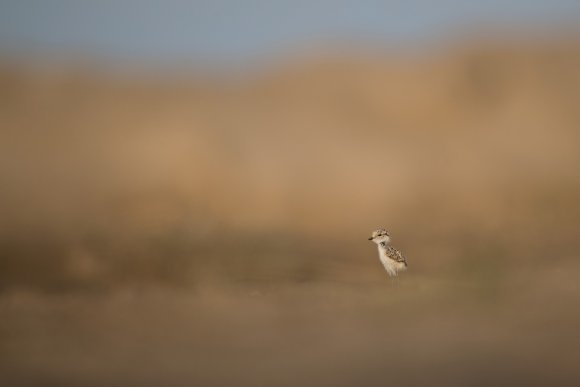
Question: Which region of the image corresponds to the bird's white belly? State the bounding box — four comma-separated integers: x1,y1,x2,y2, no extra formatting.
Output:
379,252,405,276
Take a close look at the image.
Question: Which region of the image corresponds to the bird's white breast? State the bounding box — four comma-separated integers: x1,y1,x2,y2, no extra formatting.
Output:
377,248,404,276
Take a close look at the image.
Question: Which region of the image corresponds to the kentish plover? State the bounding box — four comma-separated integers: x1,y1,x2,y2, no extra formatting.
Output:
368,228,408,277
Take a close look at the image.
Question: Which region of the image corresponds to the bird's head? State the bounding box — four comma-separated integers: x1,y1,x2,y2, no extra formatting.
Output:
368,228,391,245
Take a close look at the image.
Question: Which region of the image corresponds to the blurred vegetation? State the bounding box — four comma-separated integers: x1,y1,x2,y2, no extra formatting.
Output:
1,41,580,291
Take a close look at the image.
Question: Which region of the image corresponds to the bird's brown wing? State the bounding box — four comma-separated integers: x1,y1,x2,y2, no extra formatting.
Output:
385,245,408,267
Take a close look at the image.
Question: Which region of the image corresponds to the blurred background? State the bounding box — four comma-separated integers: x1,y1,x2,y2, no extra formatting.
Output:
1,1,580,386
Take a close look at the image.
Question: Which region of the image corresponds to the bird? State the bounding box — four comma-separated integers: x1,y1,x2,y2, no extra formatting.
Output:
368,228,408,277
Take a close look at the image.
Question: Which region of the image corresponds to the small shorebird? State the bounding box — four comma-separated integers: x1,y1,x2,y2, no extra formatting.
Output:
368,228,408,277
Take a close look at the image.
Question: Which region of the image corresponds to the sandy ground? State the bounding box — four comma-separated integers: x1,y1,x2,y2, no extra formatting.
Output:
2,262,580,386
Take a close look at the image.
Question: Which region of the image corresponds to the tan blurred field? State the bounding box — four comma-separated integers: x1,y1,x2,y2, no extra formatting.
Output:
1,40,580,386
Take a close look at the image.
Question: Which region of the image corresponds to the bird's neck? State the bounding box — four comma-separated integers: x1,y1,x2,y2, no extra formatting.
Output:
378,241,388,250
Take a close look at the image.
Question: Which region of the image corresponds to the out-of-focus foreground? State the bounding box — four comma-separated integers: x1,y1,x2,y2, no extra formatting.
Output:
1,41,580,386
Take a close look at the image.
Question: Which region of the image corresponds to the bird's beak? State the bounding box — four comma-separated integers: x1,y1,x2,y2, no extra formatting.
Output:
368,237,373,240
